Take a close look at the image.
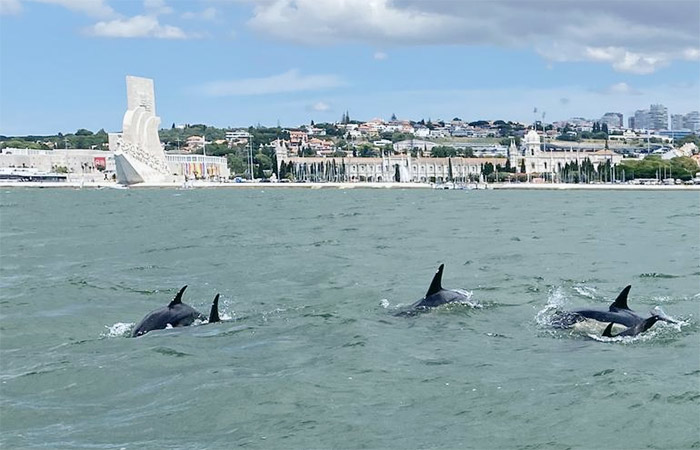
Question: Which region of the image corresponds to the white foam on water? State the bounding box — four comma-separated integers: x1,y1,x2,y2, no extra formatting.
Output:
380,299,390,309
573,285,596,299
651,295,673,303
453,289,481,308
535,286,568,327
103,322,134,338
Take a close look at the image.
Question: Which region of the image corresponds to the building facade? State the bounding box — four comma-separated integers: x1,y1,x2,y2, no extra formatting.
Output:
0,148,116,181
165,153,230,180
509,130,623,176
277,154,505,183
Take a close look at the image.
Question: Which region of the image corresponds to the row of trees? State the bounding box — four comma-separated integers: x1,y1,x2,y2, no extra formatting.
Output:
0,128,110,150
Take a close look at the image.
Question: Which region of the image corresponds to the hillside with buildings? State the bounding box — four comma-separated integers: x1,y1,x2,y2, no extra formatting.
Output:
1,104,699,184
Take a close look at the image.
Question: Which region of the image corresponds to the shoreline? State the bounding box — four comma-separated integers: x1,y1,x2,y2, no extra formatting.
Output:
1,181,699,191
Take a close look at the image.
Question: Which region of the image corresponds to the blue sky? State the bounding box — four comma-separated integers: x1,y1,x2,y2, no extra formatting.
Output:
1,0,698,135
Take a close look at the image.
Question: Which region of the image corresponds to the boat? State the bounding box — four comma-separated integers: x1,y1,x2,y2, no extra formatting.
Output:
0,167,68,182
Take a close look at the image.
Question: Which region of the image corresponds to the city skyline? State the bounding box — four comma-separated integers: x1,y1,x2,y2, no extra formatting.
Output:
1,0,699,136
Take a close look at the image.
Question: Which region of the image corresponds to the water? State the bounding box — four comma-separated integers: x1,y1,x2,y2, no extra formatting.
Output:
1,188,699,449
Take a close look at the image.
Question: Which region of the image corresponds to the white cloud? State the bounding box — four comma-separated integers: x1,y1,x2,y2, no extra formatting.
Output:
199,69,347,96
683,48,700,61
248,0,461,46
144,0,173,15
584,47,668,75
0,0,22,15
31,0,115,18
182,7,217,21
373,51,387,61
310,101,331,111
597,82,642,96
87,15,189,39
246,0,699,74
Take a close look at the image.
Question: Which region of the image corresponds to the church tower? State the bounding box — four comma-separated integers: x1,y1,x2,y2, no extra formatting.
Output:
524,129,541,157
507,138,519,171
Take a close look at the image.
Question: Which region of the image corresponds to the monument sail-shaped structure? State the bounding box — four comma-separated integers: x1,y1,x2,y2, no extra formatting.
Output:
110,76,180,185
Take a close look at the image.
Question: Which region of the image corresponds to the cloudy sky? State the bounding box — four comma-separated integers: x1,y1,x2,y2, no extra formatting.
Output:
0,0,698,135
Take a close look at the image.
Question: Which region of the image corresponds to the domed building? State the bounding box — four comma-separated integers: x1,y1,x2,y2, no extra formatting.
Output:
508,128,622,180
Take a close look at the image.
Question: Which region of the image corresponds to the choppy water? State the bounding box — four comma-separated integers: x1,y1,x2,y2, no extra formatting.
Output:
1,188,699,449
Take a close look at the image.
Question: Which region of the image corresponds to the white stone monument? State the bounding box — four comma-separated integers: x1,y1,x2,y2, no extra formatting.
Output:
111,76,181,185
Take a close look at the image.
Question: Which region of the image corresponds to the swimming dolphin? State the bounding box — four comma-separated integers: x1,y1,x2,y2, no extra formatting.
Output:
552,285,645,328
409,264,471,310
602,313,664,338
131,286,220,337
552,285,678,329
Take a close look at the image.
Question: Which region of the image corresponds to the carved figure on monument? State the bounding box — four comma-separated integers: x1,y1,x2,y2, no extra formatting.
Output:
110,76,181,185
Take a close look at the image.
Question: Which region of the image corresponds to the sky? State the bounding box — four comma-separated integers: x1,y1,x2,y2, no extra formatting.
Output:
0,0,699,136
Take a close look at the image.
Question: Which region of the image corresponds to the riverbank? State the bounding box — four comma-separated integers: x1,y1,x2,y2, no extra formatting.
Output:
1,181,699,190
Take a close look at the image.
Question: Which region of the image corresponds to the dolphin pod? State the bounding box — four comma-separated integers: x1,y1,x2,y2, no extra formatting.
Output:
131,285,220,337
550,284,677,337
129,265,676,340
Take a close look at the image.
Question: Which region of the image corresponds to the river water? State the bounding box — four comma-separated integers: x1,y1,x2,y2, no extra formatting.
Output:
1,188,698,449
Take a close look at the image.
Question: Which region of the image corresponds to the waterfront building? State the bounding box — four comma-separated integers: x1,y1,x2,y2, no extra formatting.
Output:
165,153,230,180
0,147,229,181
277,155,504,183
0,148,115,181
508,130,622,177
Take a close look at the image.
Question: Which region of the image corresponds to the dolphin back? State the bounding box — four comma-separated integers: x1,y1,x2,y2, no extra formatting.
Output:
131,286,205,337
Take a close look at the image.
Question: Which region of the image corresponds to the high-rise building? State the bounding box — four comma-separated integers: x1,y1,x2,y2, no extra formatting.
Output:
648,104,668,130
683,111,700,133
633,109,650,130
671,114,685,130
628,117,635,130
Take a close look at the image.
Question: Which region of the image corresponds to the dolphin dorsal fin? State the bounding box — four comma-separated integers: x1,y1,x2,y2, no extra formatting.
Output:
209,294,220,323
602,323,615,338
168,285,188,308
425,264,445,297
609,285,632,311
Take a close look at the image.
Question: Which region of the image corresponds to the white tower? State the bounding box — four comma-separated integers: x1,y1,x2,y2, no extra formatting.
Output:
507,138,519,171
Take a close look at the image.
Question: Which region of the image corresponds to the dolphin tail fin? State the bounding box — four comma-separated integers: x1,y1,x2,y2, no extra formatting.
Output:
609,285,632,311
602,323,615,338
425,264,445,297
168,285,188,308
209,294,220,323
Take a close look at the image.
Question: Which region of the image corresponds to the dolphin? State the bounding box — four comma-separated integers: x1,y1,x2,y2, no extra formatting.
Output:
602,314,662,338
552,285,679,329
552,285,646,328
131,286,221,337
406,264,471,311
